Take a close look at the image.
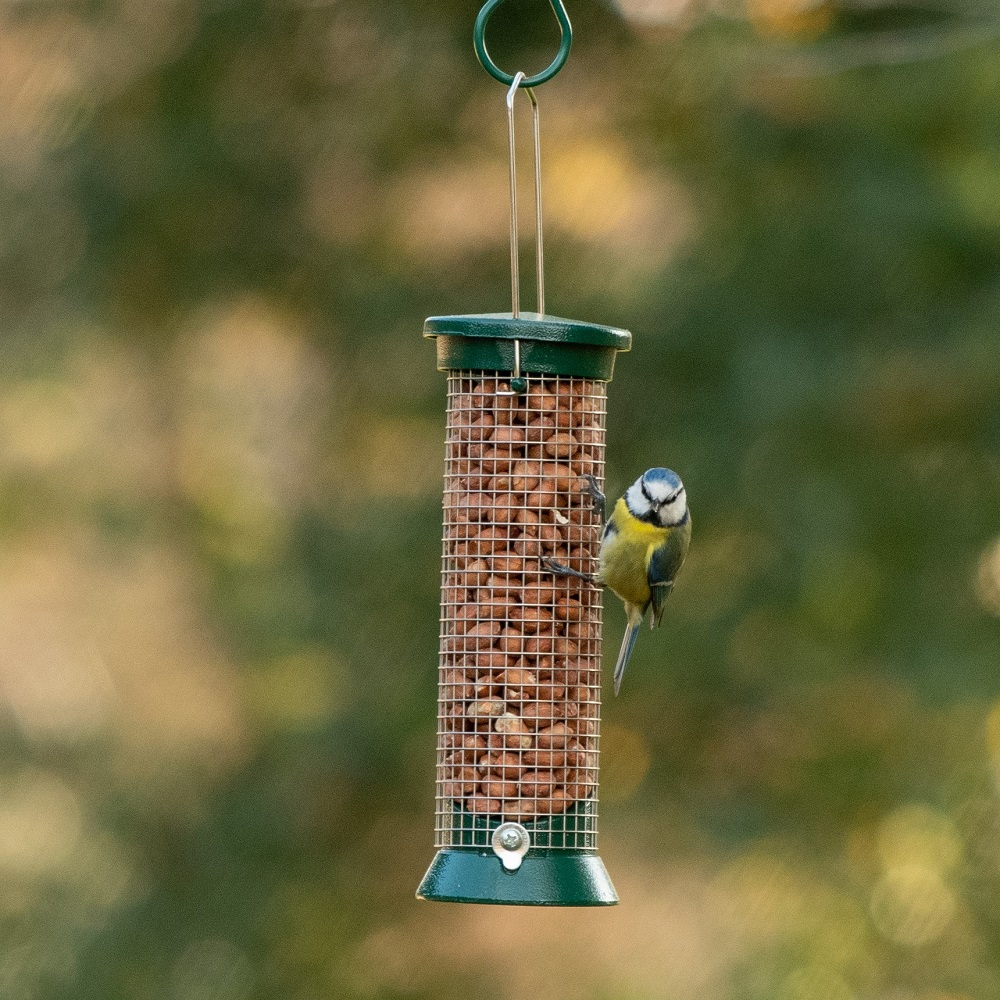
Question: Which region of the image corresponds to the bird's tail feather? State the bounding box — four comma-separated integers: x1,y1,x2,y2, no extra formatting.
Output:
613,619,642,696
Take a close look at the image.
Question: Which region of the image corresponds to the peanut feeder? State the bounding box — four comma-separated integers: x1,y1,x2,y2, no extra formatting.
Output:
417,3,631,906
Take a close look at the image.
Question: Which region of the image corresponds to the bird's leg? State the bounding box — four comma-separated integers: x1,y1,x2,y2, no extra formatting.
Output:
578,473,606,523
542,556,600,586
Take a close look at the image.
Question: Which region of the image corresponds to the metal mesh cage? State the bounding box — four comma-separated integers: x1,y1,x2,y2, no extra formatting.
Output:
435,371,607,851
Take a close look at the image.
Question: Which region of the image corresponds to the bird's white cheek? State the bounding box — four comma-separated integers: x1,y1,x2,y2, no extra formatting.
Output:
660,498,686,526
625,483,652,519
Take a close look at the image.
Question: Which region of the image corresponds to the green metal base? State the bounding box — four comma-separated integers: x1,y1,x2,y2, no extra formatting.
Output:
416,848,618,906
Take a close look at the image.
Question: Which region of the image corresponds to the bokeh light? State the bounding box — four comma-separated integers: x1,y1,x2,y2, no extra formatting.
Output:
975,538,1000,617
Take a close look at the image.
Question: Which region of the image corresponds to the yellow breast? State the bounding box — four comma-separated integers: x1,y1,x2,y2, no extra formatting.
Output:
599,498,669,609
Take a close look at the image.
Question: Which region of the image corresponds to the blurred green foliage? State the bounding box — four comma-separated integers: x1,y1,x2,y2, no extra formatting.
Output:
1,0,1000,998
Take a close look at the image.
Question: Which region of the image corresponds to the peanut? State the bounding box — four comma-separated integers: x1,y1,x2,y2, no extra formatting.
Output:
519,702,557,728
466,698,505,718
527,486,558,509
468,796,502,814
491,425,526,453
520,769,561,796
510,603,553,633
473,673,502,698
442,767,478,798
523,416,556,443
479,750,522,779
444,734,487,765
445,620,501,653
481,775,519,799
501,667,537,691
511,460,541,493
480,447,515,474
548,788,572,812
494,713,533,749
543,431,580,459
512,507,540,533
555,596,585,621
441,669,473,701
524,748,567,768
462,558,490,587
536,723,574,749
472,649,509,670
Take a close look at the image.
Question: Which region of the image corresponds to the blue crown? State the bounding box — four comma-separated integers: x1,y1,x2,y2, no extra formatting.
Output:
642,467,682,491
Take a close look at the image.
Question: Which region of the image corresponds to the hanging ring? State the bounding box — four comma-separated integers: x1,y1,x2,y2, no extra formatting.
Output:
474,0,572,89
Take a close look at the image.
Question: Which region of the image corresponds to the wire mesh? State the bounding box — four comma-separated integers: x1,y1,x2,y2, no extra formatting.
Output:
435,371,607,850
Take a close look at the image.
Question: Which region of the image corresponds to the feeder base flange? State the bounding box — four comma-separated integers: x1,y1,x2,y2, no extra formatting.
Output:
416,848,618,906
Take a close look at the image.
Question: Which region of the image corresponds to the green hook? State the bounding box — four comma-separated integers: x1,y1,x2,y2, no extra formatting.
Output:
474,0,572,89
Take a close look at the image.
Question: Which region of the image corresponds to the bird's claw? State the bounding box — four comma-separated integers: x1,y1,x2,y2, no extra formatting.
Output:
578,473,606,523
542,556,599,586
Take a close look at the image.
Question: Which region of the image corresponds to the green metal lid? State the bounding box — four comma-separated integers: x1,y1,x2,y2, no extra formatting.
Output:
424,312,631,381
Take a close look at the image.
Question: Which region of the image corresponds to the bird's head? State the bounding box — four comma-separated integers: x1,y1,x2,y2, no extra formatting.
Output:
625,467,687,527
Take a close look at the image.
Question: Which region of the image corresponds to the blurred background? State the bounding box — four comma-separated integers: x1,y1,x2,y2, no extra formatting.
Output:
2,0,1000,997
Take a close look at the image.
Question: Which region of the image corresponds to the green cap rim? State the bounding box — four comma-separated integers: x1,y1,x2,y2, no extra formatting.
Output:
424,312,631,349
424,312,631,381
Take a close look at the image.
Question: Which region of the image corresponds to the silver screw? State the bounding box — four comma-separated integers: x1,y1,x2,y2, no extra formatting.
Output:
499,827,523,851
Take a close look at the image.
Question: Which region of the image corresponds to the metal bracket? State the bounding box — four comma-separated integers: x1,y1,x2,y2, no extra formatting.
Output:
492,822,531,871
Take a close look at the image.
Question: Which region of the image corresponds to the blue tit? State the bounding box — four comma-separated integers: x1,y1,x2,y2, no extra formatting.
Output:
600,468,690,694
546,468,690,695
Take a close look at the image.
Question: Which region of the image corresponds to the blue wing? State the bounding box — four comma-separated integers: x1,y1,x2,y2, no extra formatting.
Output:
647,521,690,627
